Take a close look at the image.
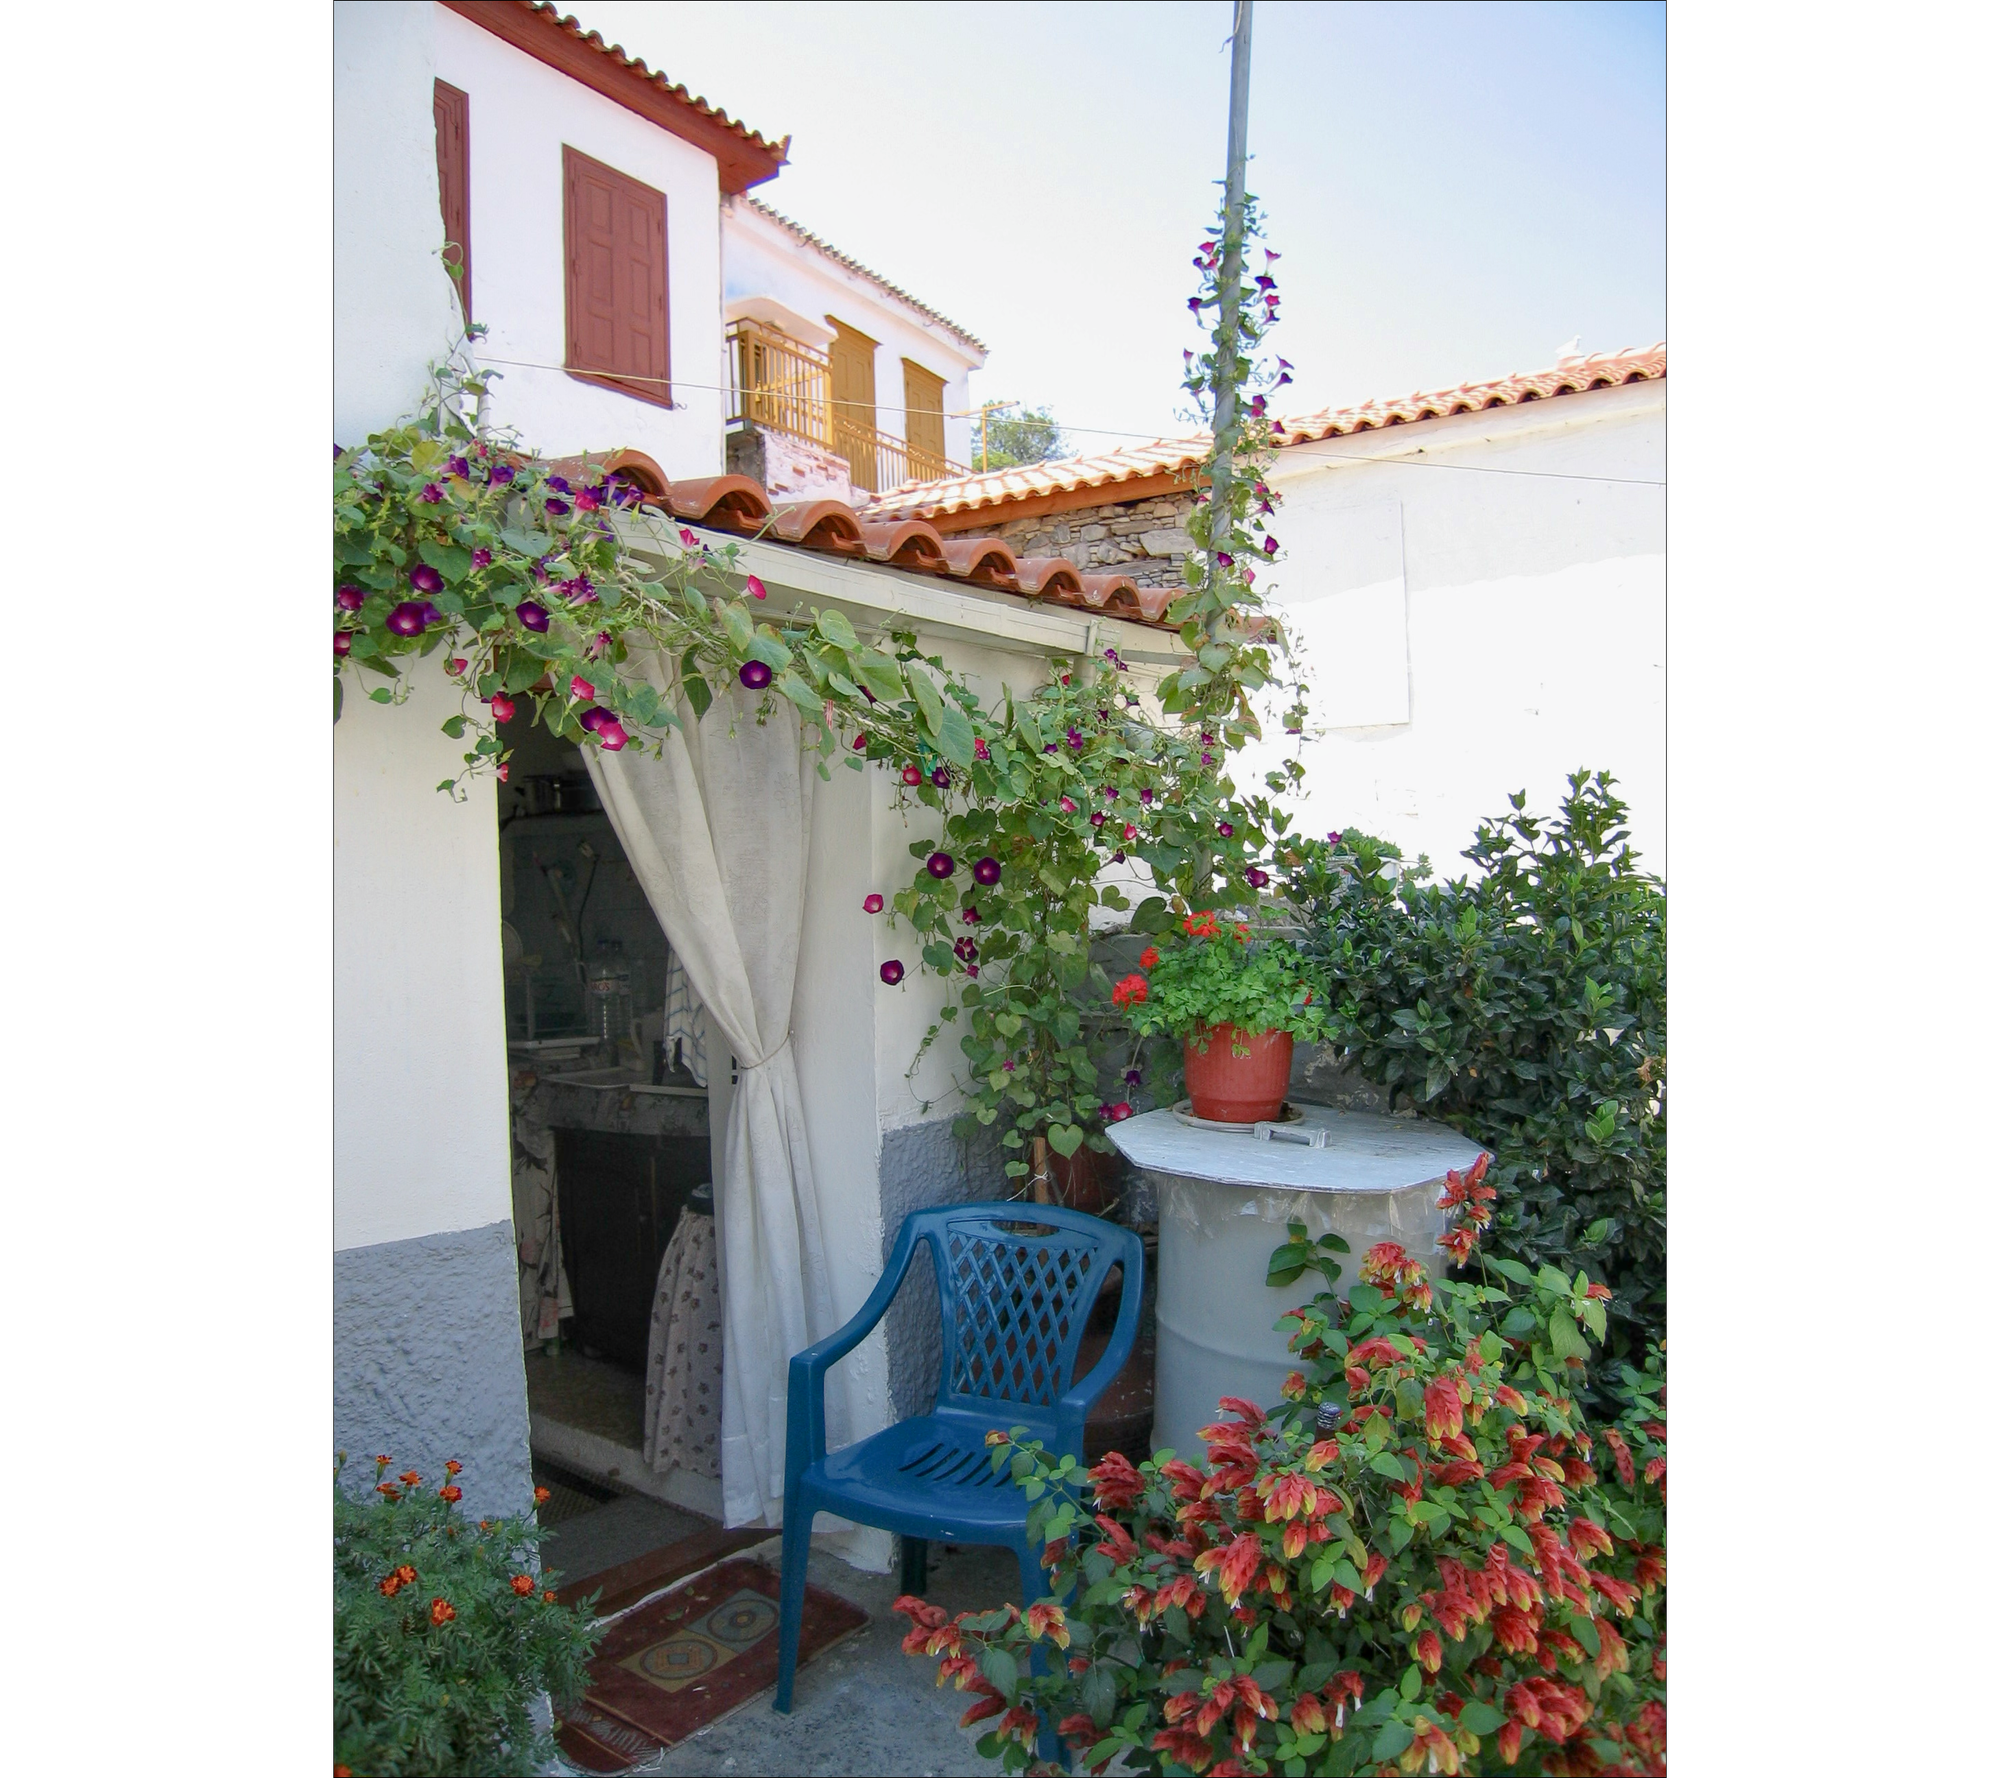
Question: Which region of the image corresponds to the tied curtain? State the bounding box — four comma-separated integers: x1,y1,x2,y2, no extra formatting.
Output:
583,674,846,1527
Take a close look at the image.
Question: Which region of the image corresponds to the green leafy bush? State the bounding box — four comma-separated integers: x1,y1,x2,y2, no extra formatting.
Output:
895,1207,1666,1775
1281,774,1665,1362
334,1456,604,1777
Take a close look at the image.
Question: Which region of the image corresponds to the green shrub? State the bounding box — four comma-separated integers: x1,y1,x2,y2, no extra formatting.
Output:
1281,773,1665,1363
334,1456,604,1777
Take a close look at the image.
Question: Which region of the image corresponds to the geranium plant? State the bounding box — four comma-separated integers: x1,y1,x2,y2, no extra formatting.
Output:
1117,908,1324,1054
334,1456,604,1776
893,1174,1666,1776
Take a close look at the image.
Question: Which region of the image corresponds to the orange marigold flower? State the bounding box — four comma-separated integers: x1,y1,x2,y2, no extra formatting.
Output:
394,1565,416,1585
374,1483,400,1499
1138,945,1160,968
511,1574,535,1596
443,1459,463,1475
398,1471,422,1486
533,1486,552,1504
543,1590,558,1603
438,1484,462,1503
378,1575,402,1597
373,1455,393,1466
428,1597,456,1627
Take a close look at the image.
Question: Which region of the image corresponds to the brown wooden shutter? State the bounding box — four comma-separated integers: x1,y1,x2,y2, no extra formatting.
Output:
562,145,671,406
902,360,947,477
433,80,472,321
828,320,880,489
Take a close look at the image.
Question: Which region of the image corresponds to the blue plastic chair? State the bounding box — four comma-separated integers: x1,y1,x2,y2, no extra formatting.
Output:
774,1202,1144,1715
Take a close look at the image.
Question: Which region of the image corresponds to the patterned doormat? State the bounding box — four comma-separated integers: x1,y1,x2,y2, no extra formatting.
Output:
555,1559,866,1774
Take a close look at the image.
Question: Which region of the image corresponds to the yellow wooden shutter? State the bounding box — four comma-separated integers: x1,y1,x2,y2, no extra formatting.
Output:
827,320,879,489
902,360,947,478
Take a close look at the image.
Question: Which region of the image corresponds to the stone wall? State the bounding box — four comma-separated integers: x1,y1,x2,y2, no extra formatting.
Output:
960,491,1199,588
726,422,853,504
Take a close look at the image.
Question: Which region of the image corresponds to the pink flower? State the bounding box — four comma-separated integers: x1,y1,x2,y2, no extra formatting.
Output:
1109,1102,1134,1122
852,734,869,751
447,657,468,675
595,720,629,751
489,693,516,723
973,738,989,760
570,675,595,702
747,575,767,600
880,960,905,986
333,632,351,657
1060,796,1077,814
961,906,980,924
863,894,884,914
335,584,365,612
678,527,699,547
1123,824,1137,842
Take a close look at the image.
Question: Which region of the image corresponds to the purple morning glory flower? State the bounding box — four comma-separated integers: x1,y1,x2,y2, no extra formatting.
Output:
386,601,429,637
1066,727,1084,750
1201,732,1215,744
547,476,571,494
490,465,515,485
1043,743,1059,753
1124,1067,1143,1087
420,483,444,504
409,564,444,594
880,960,905,986
335,584,365,612
931,766,951,788
586,630,612,660
333,631,351,657
416,601,443,628
1202,751,1215,765
738,660,773,690
515,600,550,632
965,963,979,978
1216,551,1234,568
545,497,571,516
1245,867,1270,889
470,548,492,569
1139,788,1154,805
1112,850,1125,862
578,707,609,733
972,857,1001,886
1217,820,1234,837
962,906,980,924
926,851,956,880
1090,811,1106,828
447,456,470,477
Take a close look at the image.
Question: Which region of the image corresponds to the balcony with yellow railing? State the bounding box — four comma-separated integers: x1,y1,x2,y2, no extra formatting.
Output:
726,318,966,494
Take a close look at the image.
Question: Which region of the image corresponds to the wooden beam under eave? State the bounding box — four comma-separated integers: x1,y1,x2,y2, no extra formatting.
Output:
912,469,1205,535
443,1,787,194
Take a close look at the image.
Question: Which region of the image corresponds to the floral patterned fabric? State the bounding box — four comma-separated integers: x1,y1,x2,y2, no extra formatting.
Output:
643,1211,723,1480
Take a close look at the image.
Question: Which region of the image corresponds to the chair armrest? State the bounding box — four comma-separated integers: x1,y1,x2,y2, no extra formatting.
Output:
1057,1230,1146,1423
786,1218,924,1479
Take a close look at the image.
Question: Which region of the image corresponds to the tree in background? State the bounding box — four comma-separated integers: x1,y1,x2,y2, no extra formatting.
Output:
977,402,1069,471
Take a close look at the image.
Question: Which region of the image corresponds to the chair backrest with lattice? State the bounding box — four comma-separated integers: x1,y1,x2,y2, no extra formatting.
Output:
921,1206,1118,1414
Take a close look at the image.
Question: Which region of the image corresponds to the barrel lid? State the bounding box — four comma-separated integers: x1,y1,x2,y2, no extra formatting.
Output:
1106,1103,1486,1194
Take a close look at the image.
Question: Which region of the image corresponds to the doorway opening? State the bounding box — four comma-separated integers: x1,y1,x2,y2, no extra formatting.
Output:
497,716,756,1593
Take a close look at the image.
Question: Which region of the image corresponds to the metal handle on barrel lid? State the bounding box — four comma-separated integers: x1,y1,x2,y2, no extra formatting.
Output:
1251,1120,1330,1148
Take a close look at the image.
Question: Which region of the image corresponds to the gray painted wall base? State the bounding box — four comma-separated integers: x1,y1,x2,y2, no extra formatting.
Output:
877,1118,1010,1422
334,1219,534,1522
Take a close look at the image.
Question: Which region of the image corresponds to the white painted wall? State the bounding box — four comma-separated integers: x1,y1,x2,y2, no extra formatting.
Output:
335,1,512,1256
335,1,464,448
1239,382,1666,880
723,199,983,467
335,673,511,1252
434,3,725,477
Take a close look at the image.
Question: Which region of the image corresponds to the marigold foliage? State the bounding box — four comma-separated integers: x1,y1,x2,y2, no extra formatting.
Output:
333,1457,604,1776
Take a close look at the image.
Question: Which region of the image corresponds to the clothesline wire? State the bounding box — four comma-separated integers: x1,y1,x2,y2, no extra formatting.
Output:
468,355,1666,490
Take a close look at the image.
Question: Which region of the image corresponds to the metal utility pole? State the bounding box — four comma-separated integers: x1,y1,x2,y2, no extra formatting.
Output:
1207,0,1254,637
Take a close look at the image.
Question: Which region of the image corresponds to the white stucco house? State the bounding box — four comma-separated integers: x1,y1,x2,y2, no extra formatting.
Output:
333,0,1177,1556
863,348,1667,880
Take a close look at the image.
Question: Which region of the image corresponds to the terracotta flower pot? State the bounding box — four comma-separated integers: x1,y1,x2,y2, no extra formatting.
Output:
1183,1024,1292,1123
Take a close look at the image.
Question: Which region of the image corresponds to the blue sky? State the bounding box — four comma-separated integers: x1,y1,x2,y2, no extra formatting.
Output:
565,0,1664,445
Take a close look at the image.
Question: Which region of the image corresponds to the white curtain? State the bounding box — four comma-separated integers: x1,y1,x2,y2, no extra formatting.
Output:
583,674,846,1526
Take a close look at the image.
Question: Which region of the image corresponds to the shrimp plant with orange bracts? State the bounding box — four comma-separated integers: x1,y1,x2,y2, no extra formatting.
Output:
893,1169,1665,1777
